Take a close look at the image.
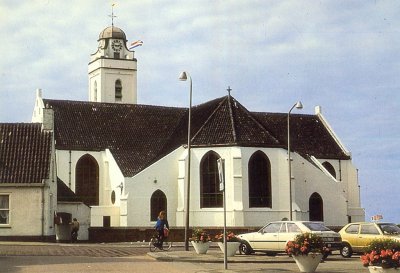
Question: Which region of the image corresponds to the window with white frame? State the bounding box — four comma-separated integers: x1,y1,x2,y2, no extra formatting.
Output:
0,195,10,225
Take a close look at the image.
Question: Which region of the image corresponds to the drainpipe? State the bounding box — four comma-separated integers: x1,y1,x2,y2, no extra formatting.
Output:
41,184,45,240
69,150,72,188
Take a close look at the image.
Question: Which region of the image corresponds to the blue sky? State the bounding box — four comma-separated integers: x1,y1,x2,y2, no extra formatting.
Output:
0,0,399,223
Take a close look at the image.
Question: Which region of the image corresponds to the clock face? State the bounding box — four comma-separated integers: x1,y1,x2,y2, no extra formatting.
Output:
111,40,123,52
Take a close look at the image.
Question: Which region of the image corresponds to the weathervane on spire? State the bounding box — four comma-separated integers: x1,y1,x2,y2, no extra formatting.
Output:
109,3,117,26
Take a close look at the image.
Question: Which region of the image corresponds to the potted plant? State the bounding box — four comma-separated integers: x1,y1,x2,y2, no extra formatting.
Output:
360,239,400,273
286,233,329,273
190,228,211,254
215,231,241,257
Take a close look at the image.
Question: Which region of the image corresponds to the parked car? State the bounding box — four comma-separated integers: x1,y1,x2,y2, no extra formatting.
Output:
339,222,400,258
237,221,342,257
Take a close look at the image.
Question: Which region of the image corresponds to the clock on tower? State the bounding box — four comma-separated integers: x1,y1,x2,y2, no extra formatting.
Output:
111,40,123,52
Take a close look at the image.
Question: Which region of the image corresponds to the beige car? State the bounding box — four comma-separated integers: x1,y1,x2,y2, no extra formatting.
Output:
237,221,342,257
339,222,400,258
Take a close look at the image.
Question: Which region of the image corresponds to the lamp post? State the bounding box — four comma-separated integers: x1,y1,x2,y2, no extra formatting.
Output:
179,71,192,251
288,101,303,221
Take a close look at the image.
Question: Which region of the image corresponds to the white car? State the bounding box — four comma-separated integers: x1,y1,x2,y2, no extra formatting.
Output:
237,221,342,256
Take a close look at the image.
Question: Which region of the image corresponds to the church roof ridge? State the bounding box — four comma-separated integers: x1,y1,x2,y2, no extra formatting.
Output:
43,98,186,111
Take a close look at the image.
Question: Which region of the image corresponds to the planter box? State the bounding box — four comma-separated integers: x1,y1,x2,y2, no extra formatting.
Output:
191,241,210,254
217,242,240,257
292,253,322,273
368,266,400,273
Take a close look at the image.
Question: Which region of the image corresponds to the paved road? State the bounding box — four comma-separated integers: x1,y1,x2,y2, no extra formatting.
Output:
0,242,150,257
0,242,364,273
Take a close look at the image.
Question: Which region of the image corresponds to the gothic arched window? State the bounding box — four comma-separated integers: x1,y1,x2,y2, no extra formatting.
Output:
150,190,167,221
322,161,336,178
248,151,272,208
75,154,99,206
115,79,122,101
200,151,222,208
309,192,324,221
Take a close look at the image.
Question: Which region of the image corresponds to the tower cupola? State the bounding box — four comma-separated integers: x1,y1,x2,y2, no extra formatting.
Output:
88,25,138,104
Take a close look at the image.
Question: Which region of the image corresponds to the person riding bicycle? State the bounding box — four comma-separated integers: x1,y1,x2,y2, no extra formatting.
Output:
154,211,169,249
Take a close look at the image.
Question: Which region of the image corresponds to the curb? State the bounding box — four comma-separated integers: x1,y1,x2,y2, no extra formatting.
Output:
146,251,297,264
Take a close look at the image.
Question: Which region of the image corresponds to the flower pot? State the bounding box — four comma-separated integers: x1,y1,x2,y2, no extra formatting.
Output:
292,253,322,273
217,241,240,257
368,266,400,273
191,241,210,254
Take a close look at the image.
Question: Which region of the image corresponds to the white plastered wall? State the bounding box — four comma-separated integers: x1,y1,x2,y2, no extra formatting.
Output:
124,147,184,227
0,184,56,237
56,149,124,227
291,154,348,226
57,202,91,240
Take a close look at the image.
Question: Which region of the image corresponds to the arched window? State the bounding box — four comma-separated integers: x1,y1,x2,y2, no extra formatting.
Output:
150,190,167,221
309,192,324,221
200,151,222,208
115,79,122,101
322,161,336,178
248,151,272,208
75,154,99,206
94,81,97,102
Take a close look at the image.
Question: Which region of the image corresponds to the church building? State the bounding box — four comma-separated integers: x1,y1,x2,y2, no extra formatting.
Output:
2,24,365,241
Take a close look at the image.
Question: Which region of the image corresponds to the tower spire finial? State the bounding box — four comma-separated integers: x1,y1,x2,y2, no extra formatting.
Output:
227,86,232,97
109,3,117,27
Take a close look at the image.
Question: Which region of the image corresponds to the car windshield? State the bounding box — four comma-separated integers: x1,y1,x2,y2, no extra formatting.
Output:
303,222,331,231
378,223,400,235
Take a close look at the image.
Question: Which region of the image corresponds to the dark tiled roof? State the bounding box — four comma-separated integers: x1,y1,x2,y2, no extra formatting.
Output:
57,177,82,202
0,123,52,184
44,99,187,176
191,96,281,147
253,112,350,160
44,95,349,176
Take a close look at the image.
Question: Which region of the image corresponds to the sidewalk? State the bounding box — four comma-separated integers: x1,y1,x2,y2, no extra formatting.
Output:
147,248,362,273
148,248,296,263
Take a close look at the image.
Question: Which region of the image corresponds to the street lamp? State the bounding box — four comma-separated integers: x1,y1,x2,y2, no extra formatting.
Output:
288,101,303,221
179,71,192,251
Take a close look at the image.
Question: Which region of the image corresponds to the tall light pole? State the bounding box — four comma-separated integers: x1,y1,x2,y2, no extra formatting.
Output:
288,101,303,221
179,71,192,251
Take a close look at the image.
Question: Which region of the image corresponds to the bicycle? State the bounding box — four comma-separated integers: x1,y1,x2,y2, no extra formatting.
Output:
149,232,172,252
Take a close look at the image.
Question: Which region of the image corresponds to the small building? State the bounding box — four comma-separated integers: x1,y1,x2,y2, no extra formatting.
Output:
0,123,56,241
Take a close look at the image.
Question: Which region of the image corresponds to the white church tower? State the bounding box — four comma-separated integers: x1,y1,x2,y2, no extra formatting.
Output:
88,25,137,104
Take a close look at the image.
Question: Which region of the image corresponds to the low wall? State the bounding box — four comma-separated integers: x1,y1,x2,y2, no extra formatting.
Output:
88,227,260,243
0,235,56,242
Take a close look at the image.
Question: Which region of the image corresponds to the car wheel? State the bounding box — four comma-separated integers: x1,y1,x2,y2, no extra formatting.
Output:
340,243,353,258
239,241,253,255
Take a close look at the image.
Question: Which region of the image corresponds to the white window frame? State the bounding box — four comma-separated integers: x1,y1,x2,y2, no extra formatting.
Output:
0,194,10,227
